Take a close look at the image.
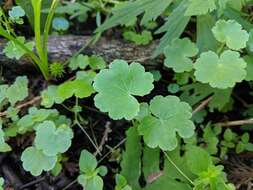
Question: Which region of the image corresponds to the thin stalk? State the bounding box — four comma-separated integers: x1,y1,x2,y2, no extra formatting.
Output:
31,0,47,68
43,0,59,64
163,151,194,186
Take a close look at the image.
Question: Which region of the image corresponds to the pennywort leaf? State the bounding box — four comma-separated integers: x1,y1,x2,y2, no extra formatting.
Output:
138,95,195,151
34,120,73,156
6,76,29,105
194,50,247,89
21,146,57,176
212,19,249,50
164,38,198,73
3,37,34,60
93,60,154,120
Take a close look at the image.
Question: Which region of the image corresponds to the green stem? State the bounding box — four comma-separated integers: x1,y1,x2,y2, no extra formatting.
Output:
43,0,59,64
163,151,194,186
32,0,46,66
216,43,225,55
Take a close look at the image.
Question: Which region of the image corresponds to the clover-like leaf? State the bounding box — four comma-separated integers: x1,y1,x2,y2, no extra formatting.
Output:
34,121,73,156
6,76,28,105
185,0,216,16
21,146,57,176
164,38,198,73
93,60,154,120
194,50,246,89
3,37,34,60
212,19,249,50
138,95,195,151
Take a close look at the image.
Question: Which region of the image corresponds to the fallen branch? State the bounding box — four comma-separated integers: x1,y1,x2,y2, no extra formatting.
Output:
0,35,161,74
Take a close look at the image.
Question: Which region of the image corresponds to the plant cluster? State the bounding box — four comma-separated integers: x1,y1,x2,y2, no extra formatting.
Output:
1,0,253,190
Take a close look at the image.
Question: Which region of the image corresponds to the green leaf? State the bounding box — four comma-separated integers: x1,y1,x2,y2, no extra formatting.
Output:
88,55,106,70
0,85,8,105
41,86,64,108
6,76,29,105
21,146,57,176
52,17,69,31
185,146,212,175
212,19,249,50
57,74,95,100
34,121,73,156
79,149,97,174
244,55,253,81
185,0,216,16
194,50,247,89
69,54,89,71
3,37,34,60
115,174,132,190
197,14,219,53
123,30,153,45
180,83,232,111
164,38,198,73
9,6,25,19
167,83,180,94
96,0,172,32
17,107,59,133
93,60,154,120
202,125,219,154
78,175,103,190
0,123,11,152
154,0,190,56
138,96,195,151
0,177,3,190
120,127,142,190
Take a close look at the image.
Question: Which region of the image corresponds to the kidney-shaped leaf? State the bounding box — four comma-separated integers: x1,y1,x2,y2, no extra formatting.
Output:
21,146,57,176
164,38,198,73
212,19,249,50
194,50,246,89
35,121,73,156
138,95,195,151
93,60,154,120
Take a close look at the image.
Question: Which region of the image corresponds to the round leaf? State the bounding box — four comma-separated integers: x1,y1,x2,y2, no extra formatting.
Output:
138,95,195,151
52,17,70,31
212,19,249,50
164,38,198,73
93,60,154,120
35,121,73,156
194,50,246,89
21,146,57,176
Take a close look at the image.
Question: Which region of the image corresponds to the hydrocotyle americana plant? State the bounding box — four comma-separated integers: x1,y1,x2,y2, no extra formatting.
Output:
0,0,59,80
